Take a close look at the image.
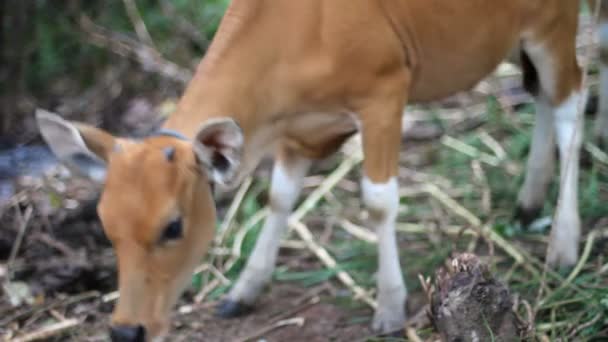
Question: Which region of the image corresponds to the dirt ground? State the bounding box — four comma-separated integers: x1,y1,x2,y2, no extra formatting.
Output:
166,284,375,342
65,284,381,341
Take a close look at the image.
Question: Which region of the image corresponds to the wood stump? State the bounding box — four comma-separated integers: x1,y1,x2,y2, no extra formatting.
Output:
430,253,523,342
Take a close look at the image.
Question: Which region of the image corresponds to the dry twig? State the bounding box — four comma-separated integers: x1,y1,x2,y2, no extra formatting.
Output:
0,291,98,327
422,183,527,265
222,208,269,272
79,15,192,84
194,278,221,303
440,135,501,167
234,317,305,342
339,218,378,243
215,176,253,244
202,177,254,289
567,312,602,339
159,0,208,47
289,220,376,308
6,205,33,280
122,0,156,48
405,327,424,342
10,318,81,342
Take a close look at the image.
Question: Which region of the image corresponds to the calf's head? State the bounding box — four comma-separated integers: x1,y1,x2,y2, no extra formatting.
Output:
36,110,243,341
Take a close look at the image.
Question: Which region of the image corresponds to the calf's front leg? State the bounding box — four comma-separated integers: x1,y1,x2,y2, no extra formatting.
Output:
358,83,409,334
515,99,555,225
216,147,311,317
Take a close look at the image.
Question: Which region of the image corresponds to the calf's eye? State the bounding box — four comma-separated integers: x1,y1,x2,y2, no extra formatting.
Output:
162,219,183,241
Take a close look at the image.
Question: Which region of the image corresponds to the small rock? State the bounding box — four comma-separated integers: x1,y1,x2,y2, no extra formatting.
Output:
3,281,35,307
178,305,194,314
65,199,79,210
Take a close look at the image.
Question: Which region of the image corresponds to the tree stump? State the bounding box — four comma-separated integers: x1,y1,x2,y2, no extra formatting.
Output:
430,253,523,342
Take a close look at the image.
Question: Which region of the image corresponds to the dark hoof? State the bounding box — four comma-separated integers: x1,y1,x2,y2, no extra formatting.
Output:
585,92,598,115
513,205,542,228
597,137,608,152
376,329,405,339
215,299,254,318
580,147,594,168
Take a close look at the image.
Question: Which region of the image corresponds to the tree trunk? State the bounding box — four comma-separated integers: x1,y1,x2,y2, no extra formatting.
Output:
0,0,32,142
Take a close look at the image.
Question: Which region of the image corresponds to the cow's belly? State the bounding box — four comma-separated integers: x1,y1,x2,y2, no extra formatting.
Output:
408,45,516,103
396,0,528,102
282,112,358,159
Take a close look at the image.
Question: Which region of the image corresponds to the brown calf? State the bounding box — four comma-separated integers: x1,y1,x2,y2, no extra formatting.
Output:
37,0,605,340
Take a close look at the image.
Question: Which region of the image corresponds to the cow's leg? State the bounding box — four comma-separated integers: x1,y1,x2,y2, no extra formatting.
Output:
596,12,608,146
358,75,408,334
550,90,586,268
217,147,311,317
521,20,585,267
515,96,555,225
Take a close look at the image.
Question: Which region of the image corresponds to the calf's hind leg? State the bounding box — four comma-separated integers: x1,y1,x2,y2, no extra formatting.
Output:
518,20,586,267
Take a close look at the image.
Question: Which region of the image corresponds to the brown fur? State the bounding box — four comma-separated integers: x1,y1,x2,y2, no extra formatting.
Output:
98,137,216,336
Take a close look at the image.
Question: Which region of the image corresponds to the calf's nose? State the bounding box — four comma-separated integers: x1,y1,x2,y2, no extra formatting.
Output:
109,324,146,342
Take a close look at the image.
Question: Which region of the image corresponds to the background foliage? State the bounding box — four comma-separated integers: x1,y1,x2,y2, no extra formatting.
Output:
0,0,229,144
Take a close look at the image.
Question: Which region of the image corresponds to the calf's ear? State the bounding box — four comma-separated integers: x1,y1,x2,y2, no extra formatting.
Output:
192,118,243,186
36,109,117,183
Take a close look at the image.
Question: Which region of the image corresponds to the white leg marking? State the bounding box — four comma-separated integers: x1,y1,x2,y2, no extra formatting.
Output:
362,176,407,333
228,157,311,303
596,23,608,142
518,99,555,213
550,91,586,267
